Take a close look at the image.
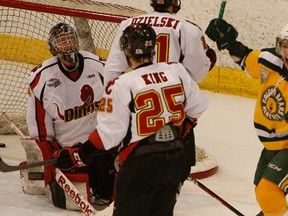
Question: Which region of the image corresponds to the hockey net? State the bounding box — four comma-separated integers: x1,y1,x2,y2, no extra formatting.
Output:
0,0,145,135
0,0,218,179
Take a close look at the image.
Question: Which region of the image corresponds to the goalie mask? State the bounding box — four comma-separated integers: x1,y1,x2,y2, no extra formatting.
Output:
120,23,156,59
150,0,181,14
48,23,79,64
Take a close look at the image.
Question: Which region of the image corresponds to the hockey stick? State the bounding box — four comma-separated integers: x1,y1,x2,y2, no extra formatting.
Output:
188,177,245,216
0,157,57,172
1,112,29,138
218,0,227,19
55,168,97,216
0,147,115,173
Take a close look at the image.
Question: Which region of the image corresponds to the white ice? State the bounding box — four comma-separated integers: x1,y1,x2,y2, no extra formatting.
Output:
0,91,274,216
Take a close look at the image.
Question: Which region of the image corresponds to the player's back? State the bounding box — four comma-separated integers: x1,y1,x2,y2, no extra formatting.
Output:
105,62,208,145
105,11,210,85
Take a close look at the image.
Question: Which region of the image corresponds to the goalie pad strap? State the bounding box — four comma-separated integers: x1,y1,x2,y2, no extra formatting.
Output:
28,172,44,180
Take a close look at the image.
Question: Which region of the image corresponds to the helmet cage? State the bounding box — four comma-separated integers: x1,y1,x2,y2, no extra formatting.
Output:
48,23,79,63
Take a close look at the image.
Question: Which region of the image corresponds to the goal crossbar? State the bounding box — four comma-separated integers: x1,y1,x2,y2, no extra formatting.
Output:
0,0,133,23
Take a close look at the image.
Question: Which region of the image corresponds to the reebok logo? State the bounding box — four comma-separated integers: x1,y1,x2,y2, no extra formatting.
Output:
57,175,93,216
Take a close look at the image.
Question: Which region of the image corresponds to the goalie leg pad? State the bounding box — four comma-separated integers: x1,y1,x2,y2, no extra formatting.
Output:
19,139,60,191
45,172,90,211
19,139,46,194
20,161,45,195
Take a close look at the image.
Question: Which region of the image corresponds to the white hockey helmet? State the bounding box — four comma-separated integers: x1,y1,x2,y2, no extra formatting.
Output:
276,23,288,55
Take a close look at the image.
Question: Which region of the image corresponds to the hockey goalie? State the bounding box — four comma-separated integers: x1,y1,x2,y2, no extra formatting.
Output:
20,22,116,211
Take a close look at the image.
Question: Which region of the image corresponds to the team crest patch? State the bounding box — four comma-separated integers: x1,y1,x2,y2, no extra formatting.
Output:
47,78,61,88
261,87,286,121
260,68,269,84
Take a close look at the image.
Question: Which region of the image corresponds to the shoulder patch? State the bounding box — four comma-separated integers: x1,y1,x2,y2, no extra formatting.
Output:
47,78,61,88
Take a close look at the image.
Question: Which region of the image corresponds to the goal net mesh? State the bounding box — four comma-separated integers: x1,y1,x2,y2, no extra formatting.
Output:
0,0,145,135
0,0,218,178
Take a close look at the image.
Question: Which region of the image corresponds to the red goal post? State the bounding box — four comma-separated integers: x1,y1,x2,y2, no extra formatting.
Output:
0,0,145,135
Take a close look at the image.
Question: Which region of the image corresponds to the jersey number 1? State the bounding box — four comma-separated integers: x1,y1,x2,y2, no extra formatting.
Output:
156,33,170,63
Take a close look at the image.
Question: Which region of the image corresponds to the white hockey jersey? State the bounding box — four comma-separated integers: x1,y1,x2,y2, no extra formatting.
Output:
97,62,208,150
104,11,211,85
26,51,105,147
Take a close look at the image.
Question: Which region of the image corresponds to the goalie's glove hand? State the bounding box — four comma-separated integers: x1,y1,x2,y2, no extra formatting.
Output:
205,18,238,50
53,144,92,171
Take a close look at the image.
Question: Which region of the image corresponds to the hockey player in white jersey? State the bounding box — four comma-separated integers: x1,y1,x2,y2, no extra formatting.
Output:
24,22,115,210
104,0,218,183
53,23,209,216
104,0,216,86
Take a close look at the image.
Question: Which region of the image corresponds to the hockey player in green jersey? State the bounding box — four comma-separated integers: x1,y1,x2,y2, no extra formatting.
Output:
205,19,288,216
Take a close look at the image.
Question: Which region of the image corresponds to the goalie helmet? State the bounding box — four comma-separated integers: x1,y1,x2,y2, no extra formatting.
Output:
48,23,79,63
150,0,181,14
120,23,156,58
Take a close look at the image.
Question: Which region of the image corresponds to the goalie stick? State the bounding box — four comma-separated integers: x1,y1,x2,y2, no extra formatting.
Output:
189,176,245,216
1,112,98,216
0,157,57,172
54,168,97,216
0,148,115,173
1,112,29,138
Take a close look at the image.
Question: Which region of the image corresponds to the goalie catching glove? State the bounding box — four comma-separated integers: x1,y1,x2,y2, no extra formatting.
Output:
53,143,93,171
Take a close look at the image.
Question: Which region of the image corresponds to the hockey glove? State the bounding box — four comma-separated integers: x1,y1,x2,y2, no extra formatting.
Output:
205,18,238,50
206,47,217,70
53,144,92,171
179,117,197,139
